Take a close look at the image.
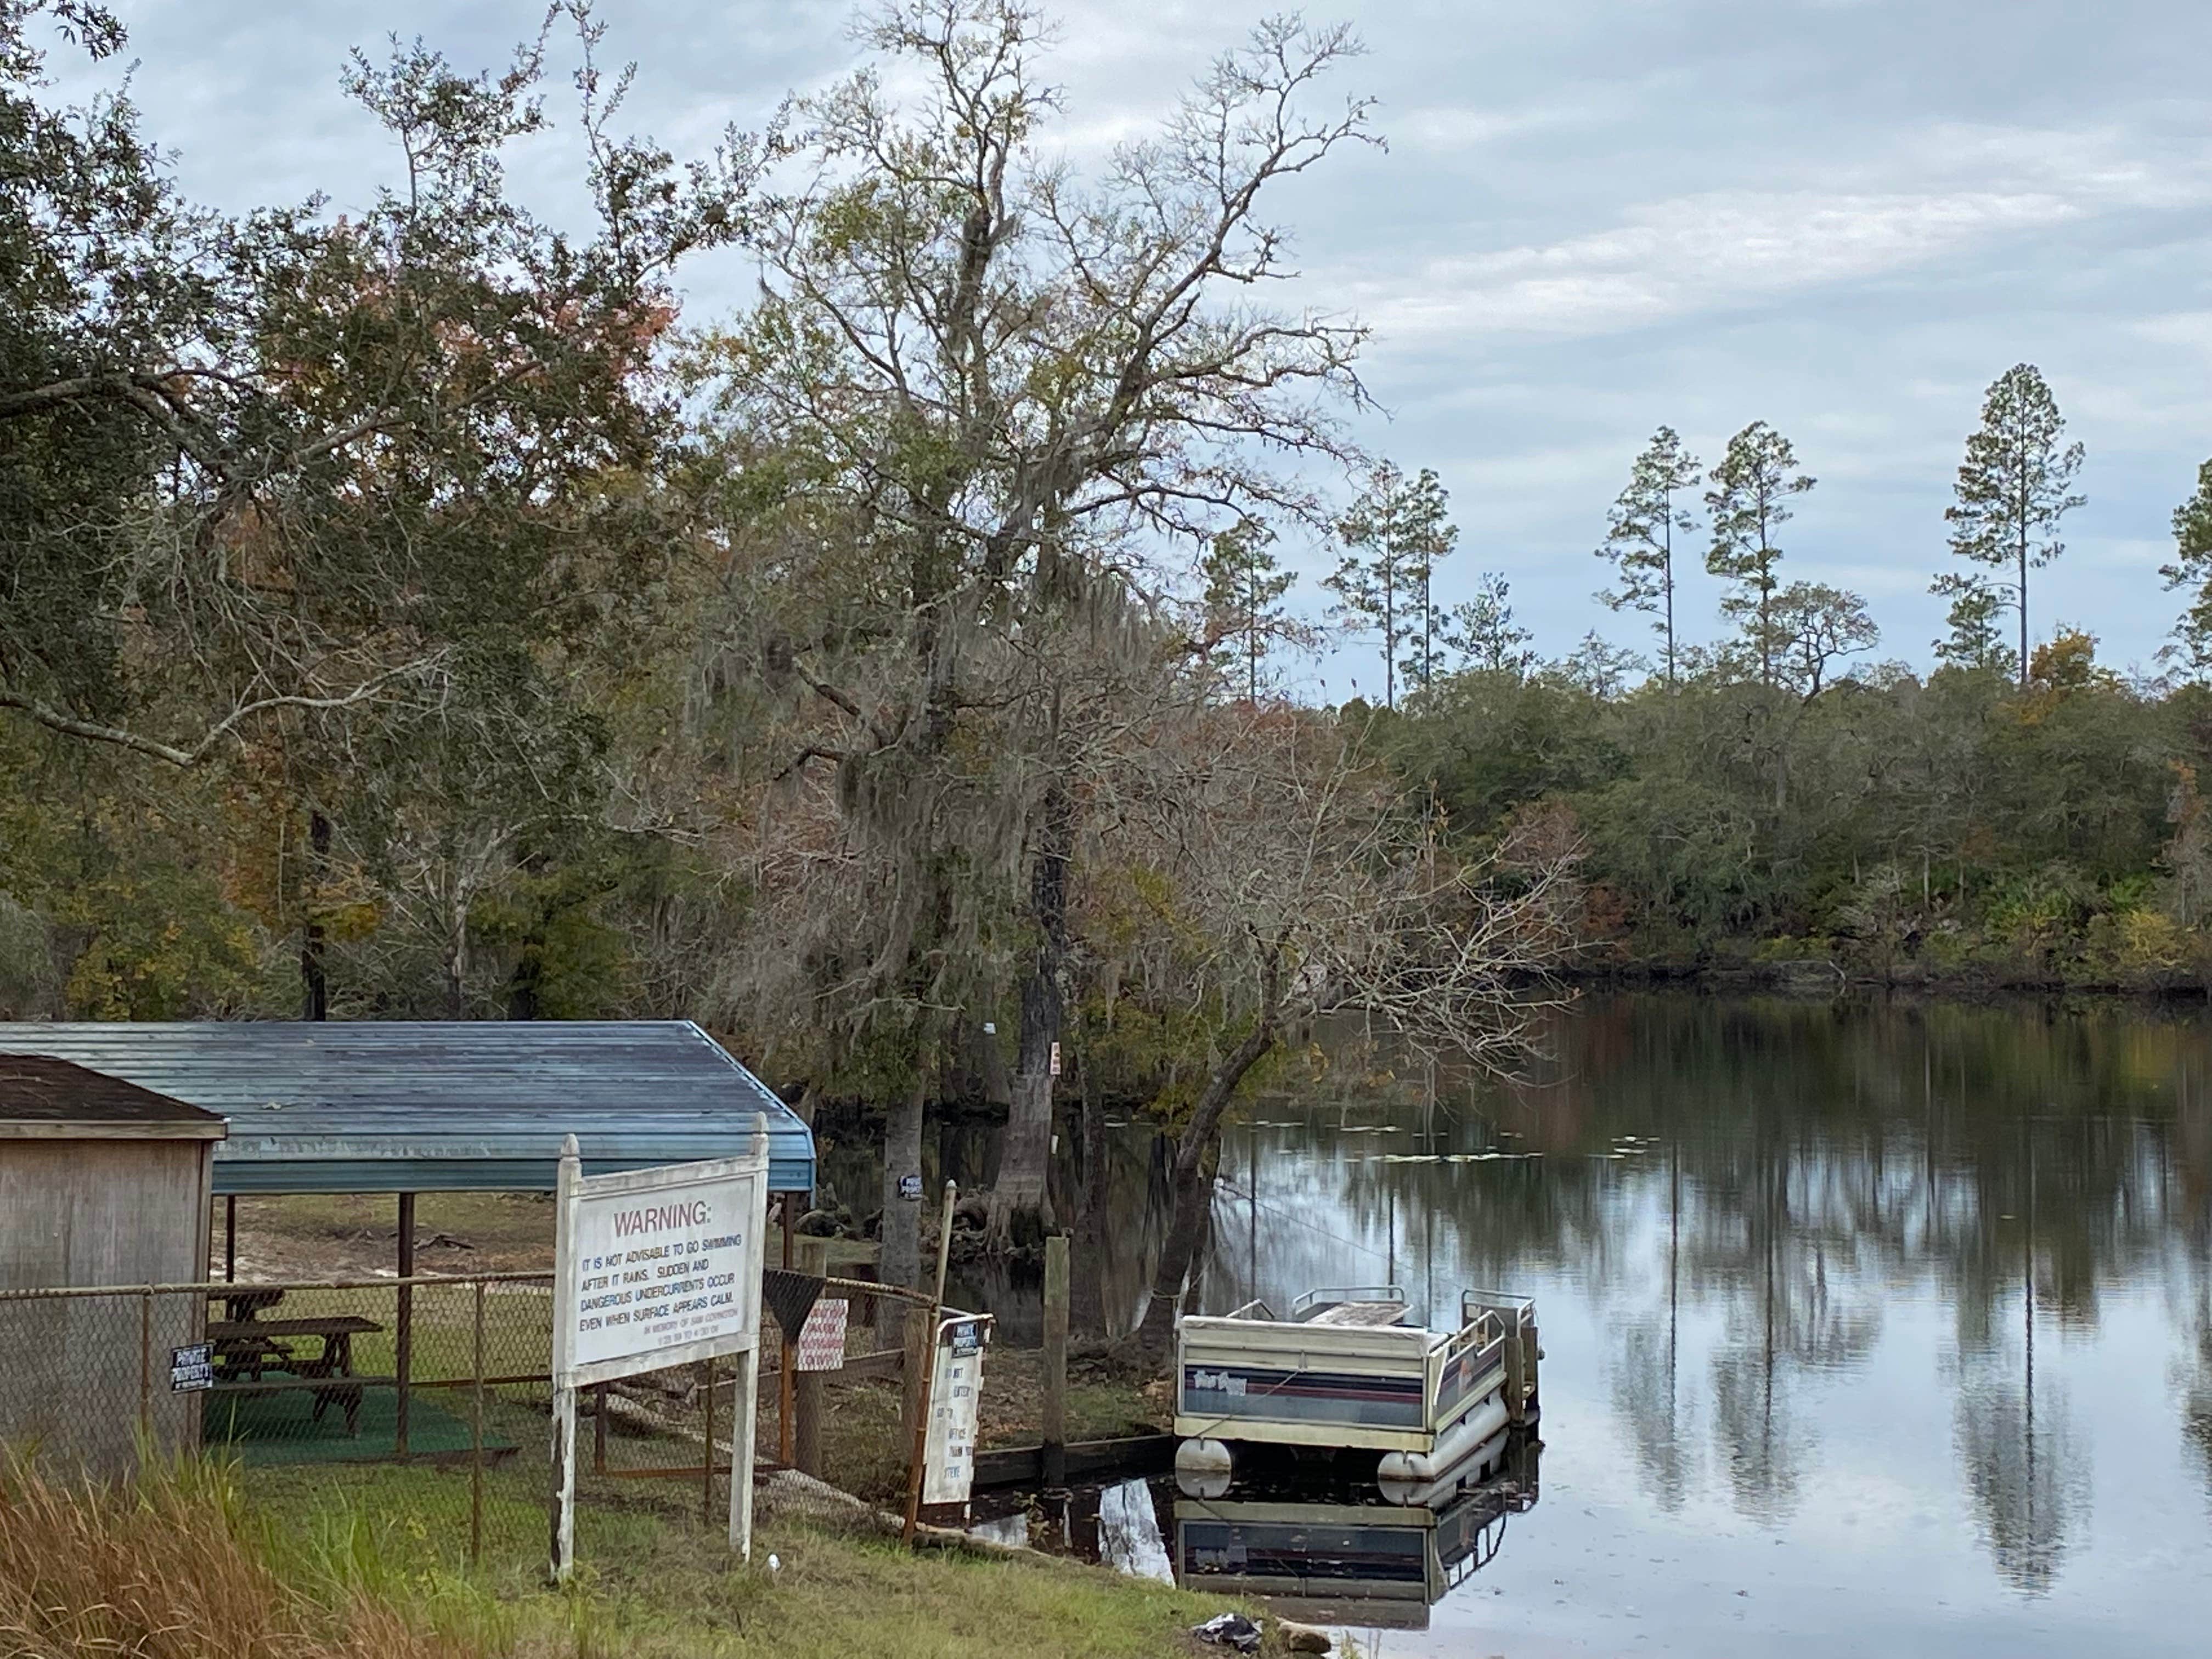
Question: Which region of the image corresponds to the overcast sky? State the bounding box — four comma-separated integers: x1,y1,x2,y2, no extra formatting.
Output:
57,1,2212,694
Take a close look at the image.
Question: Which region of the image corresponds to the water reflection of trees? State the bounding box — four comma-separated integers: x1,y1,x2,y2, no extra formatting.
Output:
1183,994,2212,1583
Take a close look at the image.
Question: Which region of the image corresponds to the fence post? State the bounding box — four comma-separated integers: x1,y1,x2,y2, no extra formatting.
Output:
139,1288,154,1453
395,1192,415,1458
1042,1234,1068,1487
793,1238,828,1476
471,1279,485,1567
701,1356,716,1528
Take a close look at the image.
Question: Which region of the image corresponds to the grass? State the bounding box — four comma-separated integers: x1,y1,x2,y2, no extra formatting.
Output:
2,1449,1265,1658
238,1453,1257,1658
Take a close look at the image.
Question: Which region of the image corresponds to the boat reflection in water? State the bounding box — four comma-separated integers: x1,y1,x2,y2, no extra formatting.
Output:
1171,1429,1540,1632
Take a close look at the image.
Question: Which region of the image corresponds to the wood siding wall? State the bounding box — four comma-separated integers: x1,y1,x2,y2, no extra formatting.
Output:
0,1138,213,1477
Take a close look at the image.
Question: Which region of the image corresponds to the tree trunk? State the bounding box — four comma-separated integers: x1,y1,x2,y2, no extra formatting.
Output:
1070,1054,1110,1336
880,1077,927,1290
301,809,330,1020
990,782,1070,1246
1136,1009,1279,1355
443,893,466,1020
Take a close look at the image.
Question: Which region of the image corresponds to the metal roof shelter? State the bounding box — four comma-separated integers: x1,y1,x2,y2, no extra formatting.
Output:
0,1021,813,1195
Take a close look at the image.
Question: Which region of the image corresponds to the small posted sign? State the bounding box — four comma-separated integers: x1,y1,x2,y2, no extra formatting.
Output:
898,1172,924,1201
795,1297,849,1372
170,1343,214,1393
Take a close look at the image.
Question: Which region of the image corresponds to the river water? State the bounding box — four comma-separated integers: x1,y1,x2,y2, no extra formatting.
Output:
824,992,2212,1655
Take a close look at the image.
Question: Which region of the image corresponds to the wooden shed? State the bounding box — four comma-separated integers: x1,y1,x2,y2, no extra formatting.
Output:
0,1053,228,1476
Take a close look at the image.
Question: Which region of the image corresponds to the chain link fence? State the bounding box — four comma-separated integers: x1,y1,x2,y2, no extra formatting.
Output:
0,1275,565,1571
0,1272,943,1579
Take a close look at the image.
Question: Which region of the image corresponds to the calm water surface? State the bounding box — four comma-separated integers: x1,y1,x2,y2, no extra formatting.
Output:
826,994,2212,1656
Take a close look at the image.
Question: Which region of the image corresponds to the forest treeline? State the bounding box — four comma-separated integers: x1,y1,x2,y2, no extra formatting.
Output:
1,1,1585,1319
5,2,2211,1304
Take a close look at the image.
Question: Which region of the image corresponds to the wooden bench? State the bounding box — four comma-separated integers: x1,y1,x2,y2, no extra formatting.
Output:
207,1314,384,1435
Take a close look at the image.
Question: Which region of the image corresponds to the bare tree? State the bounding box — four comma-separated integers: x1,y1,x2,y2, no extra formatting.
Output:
706,1,1377,1256
1123,708,1581,1352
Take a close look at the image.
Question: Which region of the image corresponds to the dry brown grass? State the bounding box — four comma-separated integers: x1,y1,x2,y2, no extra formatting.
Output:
0,1454,479,1659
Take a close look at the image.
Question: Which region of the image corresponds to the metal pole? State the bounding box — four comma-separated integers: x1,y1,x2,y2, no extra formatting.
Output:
471,1279,485,1567
702,1356,716,1527
901,1180,958,1543
396,1192,415,1457
139,1288,154,1451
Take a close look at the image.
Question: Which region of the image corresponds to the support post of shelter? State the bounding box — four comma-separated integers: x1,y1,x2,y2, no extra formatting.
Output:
224,1194,236,1282
395,1190,415,1457
1042,1234,1068,1488
794,1237,828,1476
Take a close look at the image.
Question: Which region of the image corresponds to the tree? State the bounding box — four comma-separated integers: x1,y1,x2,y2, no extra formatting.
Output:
707,1,1377,1258
1555,631,1647,699
1772,582,1878,700
1327,462,1457,707
2159,459,2212,680
1130,709,1578,1352
1596,426,1702,686
1200,520,1302,702
1942,364,2085,691
0,4,746,772
1931,571,2018,679
1705,422,1814,686
1443,572,1538,676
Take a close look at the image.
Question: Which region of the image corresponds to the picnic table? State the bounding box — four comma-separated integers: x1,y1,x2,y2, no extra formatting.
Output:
206,1290,384,1436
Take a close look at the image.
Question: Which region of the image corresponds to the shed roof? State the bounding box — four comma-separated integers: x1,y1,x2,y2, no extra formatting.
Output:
0,1022,811,1193
0,1053,229,1141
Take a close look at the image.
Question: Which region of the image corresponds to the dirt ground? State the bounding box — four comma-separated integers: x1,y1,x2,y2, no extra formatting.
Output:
211,1192,558,1280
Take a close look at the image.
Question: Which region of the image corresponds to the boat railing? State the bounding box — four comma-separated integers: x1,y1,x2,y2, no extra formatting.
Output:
1289,1284,1407,1319
1462,1288,1536,1338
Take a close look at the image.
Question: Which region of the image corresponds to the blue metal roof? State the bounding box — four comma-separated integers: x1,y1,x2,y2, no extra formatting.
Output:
0,1021,812,1194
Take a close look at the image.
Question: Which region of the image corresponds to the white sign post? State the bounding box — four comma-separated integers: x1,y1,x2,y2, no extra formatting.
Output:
550,1114,771,1580
921,1313,995,1510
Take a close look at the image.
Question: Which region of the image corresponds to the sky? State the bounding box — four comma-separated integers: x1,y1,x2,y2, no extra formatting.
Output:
50,1,2212,696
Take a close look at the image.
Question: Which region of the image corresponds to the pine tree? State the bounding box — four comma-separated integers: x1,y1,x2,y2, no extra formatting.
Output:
1704,422,1814,687
1596,426,1701,687
1931,571,2018,678
1443,571,1537,675
1941,364,2085,691
2159,459,2212,681
1200,518,1299,702
1325,462,1456,708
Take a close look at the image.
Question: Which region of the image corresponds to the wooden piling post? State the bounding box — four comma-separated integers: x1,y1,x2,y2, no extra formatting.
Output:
901,1180,958,1544
794,1238,829,1477
900,1300,930,1446
1042,1234,1069,1487
778,1193,797,1467
1504,1330,1528,1427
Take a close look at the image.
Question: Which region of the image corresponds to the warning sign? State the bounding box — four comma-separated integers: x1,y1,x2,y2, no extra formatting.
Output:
795,1297,849,1372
